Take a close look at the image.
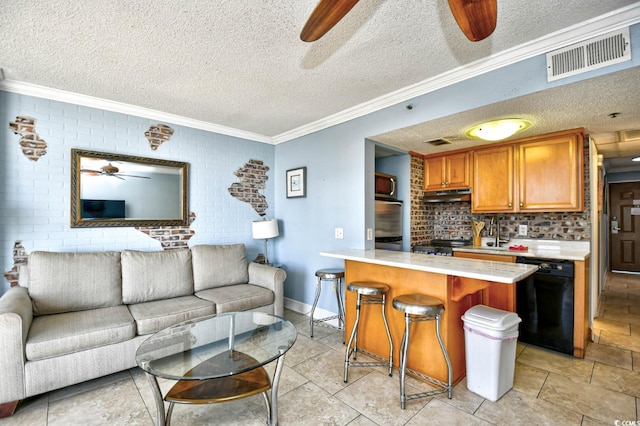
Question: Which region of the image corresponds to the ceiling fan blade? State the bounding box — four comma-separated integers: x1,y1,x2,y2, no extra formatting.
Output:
448,0,497,42
300,0,359,42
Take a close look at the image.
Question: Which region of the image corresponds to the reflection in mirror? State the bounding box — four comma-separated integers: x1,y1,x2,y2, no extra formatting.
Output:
71,149,189,227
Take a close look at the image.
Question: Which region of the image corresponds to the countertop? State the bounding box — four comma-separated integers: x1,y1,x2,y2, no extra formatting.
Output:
320,249,538,284
453,238,591,261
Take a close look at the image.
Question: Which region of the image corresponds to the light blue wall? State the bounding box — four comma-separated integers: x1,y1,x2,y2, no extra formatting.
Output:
0,92,275,293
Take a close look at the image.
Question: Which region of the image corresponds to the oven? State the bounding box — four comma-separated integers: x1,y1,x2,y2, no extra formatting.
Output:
413,239,472,256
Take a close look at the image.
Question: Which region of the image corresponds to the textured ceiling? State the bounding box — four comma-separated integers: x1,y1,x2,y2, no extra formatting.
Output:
1,1,640,171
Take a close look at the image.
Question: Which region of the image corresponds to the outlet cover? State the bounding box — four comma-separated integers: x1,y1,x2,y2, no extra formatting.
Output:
367,228,373,240
518,224,528,236
335,227,344,239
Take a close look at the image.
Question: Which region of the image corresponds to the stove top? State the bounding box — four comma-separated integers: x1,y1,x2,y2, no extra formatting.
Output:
430,239,472,247
413,239,472,256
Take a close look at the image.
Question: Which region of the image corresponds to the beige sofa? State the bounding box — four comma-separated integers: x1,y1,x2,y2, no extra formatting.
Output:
0,243,285,417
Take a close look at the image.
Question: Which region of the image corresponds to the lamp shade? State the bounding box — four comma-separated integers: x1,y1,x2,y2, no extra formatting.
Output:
465,119,531,141
252,219,279,239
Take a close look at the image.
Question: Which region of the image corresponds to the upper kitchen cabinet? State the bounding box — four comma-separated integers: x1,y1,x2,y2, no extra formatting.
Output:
518,131,584,211
472,145,515,212
424,152,470,191
472,128,584,213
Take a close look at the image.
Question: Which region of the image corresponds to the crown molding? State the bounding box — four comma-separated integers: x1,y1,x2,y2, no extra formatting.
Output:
0,79,273,144
1,4,638,146
272,4,640,144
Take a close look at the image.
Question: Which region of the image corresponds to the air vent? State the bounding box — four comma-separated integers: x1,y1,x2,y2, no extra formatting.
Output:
425,138,452,146
546,27,630,82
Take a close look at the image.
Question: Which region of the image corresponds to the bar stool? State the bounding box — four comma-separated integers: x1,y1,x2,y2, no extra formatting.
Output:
310,269,345,338
392,294,453,409
344,282,393,383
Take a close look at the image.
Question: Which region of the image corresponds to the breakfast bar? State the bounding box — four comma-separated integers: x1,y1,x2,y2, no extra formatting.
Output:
320,249,537,385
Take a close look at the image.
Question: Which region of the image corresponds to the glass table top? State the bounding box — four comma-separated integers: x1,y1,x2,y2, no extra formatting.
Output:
135,312,297,381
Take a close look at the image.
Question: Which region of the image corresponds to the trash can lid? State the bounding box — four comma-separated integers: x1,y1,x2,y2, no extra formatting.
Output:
461,305,521,331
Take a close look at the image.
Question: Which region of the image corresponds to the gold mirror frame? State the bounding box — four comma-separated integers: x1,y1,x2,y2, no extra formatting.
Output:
71,149,189,228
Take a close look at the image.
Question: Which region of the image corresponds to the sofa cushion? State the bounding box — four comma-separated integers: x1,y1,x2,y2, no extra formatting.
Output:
121,249,194,304
192,244,249,291
26,306,135,361
127,295,215,335
195,284,274,313
27,251,122,316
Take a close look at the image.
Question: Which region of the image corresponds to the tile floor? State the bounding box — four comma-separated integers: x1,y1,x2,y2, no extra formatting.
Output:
1,272,639,425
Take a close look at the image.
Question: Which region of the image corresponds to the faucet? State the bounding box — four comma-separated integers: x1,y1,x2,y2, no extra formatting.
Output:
494,216,510,247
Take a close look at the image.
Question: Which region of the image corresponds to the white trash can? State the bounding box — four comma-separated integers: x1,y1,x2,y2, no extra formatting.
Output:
461,304,521,402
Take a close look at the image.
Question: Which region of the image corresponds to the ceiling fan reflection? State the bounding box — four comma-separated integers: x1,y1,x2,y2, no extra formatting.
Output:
80,162,151,180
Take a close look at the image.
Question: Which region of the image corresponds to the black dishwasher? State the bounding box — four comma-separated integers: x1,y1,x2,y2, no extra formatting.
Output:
516,257,574,355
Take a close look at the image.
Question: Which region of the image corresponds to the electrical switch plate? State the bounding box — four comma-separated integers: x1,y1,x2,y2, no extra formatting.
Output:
335,227,344,239
367,228,373,240
518,224,528,236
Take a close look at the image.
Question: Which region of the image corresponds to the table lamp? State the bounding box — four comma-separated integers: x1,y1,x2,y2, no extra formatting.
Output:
252,218,279,265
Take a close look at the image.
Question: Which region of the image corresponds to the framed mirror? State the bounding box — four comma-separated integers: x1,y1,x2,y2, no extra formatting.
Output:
71,149,189,228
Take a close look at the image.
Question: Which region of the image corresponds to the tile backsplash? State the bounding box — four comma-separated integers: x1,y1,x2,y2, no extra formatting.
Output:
409,144,591,247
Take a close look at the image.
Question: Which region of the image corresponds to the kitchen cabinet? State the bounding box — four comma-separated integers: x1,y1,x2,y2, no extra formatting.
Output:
424,152,470,191
471,145,515,212
471,129,584,213
518,133,583,211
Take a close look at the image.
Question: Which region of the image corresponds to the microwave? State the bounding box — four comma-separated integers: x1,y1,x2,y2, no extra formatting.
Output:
375,172,397,199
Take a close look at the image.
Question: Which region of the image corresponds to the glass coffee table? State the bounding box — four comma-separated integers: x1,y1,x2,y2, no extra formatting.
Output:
136,312,297,426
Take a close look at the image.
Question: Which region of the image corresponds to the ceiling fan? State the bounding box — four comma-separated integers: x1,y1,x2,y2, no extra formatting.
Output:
300,0,497,42
80,162,151,180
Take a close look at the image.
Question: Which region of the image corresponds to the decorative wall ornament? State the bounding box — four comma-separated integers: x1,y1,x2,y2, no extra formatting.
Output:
9,116,47,161
144,124,174,150
135,212,197,249
286,167,307,198
228,159,270,216
3,241,28,287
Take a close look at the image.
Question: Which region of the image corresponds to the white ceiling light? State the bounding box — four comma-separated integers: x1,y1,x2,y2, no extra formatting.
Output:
466,119,532,141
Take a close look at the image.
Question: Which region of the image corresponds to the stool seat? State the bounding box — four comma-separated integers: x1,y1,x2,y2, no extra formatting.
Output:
346,282,390,296
392,294,444,316
315,269,345,280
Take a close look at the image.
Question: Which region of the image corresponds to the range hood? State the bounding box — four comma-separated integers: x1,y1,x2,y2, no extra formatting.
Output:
424,188,471,203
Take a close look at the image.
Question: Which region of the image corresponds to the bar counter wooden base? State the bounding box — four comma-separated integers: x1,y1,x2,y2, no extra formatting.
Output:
344,260,514,385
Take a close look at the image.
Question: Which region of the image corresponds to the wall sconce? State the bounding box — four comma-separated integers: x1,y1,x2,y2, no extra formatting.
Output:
465,119,531,141
252,218,279,265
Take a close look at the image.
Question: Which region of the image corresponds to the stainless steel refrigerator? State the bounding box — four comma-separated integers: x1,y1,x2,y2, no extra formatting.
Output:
375,199,402,251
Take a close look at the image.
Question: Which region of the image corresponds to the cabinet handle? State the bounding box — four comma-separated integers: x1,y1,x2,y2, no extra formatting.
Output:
520,202,524,207
508,203,512,207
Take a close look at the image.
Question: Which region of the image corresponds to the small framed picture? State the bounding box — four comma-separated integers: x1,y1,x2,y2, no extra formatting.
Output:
286,167,307,198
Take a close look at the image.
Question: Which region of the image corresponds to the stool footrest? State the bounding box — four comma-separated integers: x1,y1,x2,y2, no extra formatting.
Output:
404,367,451,394
312,314,340,324
348,361,389,368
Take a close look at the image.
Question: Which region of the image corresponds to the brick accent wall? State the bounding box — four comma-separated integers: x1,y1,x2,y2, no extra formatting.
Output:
144,124,174,151
409,140,591,247
135,212,197,249
9,116,47,161
228,159,270,216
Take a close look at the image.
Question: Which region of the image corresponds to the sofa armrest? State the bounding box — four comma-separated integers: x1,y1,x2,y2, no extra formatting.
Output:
248,263,286,317
0,286,33,403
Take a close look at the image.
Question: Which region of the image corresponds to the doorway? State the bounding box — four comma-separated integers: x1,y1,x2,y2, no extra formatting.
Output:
610,182,640,273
